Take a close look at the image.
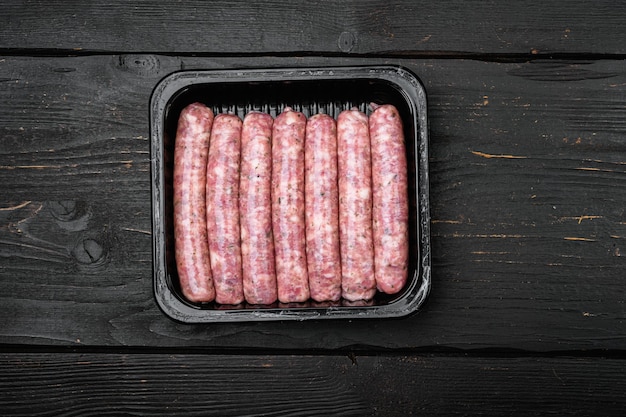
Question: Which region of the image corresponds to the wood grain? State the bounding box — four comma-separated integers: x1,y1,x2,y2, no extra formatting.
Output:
0,352,625,416
0,1,624,55
2,2,624,415
0,55,625,351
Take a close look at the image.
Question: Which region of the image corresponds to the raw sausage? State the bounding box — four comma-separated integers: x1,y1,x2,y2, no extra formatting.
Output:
173,102,216,303
370,103,409,294
206,114,244,305
272,107,310,303
239,112,278,305
337,109,376,301
305,114,342,302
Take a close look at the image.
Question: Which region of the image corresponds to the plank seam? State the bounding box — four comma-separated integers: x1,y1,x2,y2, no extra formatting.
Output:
1,344,625,359
1,49,625,62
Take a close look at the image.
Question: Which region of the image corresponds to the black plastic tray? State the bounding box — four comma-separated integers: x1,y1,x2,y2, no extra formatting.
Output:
150,66,431,323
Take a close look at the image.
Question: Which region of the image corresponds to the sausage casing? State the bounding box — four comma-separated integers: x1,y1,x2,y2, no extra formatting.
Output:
272,107,310,303
206,114,244,305
305,114,342,302
370,103,409,294
337,109,376,301
173,102,216,303
240,112,278,305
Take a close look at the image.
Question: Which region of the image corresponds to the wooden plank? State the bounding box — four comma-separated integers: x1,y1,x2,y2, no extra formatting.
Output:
0,1,625,55
0,55,625,351
0,352,625,416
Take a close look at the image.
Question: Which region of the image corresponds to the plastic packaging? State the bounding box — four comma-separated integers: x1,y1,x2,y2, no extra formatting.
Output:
150,66,431,322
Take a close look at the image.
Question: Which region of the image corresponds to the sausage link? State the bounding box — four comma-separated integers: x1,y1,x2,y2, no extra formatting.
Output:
173,102,216,303
370,103,409,294
337,109,376,301
305,114,342,302
272,107,310,303
206,114,244,305
239,112,278,305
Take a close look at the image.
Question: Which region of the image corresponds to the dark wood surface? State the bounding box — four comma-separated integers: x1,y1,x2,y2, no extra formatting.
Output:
2,352,625,416
1,1,625,415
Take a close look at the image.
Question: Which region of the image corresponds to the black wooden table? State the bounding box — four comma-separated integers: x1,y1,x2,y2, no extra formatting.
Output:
1,1,625,415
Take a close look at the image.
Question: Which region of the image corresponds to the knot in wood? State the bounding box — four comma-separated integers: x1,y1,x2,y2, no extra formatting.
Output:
338,32,356,53
73,237,106,266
